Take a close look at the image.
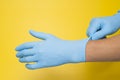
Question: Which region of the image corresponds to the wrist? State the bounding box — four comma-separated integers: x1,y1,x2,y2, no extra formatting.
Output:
86,40,98,62
70,38,91,63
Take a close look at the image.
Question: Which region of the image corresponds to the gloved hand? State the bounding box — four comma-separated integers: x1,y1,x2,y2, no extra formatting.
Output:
15,30,90,69
87,11,120,40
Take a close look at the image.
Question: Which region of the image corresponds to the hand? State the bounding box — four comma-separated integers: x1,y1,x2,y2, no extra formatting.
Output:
87,13,120,40
15,30,89,69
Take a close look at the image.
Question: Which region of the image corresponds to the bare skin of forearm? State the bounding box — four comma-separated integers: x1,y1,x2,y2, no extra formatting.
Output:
86,34,120,62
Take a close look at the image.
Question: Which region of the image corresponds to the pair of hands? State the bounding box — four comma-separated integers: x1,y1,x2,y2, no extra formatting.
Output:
16,12,120,70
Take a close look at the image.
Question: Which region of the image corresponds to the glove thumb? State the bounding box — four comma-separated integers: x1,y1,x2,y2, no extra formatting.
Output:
29,30,56,40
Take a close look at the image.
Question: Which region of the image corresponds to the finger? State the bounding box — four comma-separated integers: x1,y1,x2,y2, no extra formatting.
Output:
19,56,38,63
91,29,108,40
15,42,38,51
16,49,36,58
29,30,56,40
25,63,42,70
87,18,101,37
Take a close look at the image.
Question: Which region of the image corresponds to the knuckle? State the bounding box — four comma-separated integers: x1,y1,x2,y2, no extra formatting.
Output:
19,58,23,62
16,54,19,57
24,57,29,61
38,49,45,53
16,53,22,57
90,18,101,23
20,51,27,55
103,20,110,24
34,54,41,60
20,58,27,62
91,18,98,22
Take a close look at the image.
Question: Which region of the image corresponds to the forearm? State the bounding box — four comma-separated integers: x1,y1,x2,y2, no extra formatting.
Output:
86,35,120,62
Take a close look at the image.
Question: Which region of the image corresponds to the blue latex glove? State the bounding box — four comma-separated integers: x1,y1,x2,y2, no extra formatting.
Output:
15,30,90,69
87,11,120,40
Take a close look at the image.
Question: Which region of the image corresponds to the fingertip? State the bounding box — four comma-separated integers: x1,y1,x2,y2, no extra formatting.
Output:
87,31,95,38
15,46,22,51
89,33,94,37
19,58,25,63
16,53,20,58
29,30,36,34
15,46,25,51
16,51,24,58
29,29,36,32
91,33,101,40
15,47,19,51
25,64,36,70
29,30,39,38
91,36,99,40
87,29,96,38
29,30,48,40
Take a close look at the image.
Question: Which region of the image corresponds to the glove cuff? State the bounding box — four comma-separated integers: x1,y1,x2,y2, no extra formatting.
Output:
79,37,92,62
71,37,92,63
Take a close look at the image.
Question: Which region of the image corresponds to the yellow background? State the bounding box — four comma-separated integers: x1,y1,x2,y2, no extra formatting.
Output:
0,0,120,80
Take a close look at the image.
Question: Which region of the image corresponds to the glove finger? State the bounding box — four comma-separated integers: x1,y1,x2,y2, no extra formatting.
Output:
16,49,36,58
29,30,56,40
91,29,108,40
25,63,43,69
15,42,38,51
87,19,101,37
19,56,38,63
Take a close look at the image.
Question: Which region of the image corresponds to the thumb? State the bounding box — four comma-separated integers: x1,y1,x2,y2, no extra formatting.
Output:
29,30,56,40
87,18,101,37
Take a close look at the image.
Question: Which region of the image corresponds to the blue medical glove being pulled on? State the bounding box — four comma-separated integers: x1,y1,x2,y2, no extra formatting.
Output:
87,11,120,40
15,30,90,70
